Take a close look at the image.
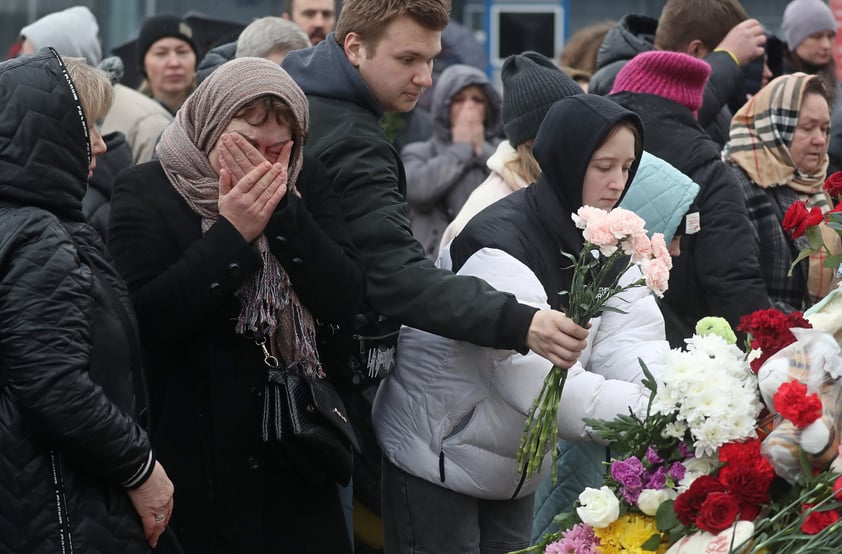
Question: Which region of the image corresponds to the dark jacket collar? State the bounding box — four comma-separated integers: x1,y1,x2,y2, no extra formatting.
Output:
283,33,383,118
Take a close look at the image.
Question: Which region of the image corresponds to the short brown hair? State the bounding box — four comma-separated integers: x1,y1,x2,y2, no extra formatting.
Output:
64,57,113,124
235,95,301,137
654,0,748,53
334,0,450,46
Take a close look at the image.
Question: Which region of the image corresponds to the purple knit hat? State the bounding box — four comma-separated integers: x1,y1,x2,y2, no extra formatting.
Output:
610,50,711,114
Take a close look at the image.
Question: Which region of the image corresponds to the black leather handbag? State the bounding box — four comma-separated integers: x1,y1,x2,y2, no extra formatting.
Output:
257,336,360,485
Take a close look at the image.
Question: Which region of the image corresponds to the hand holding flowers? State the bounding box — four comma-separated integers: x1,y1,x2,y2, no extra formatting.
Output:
516,206,672,481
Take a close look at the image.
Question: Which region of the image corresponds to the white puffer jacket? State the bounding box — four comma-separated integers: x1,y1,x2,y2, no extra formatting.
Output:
372,247,669,500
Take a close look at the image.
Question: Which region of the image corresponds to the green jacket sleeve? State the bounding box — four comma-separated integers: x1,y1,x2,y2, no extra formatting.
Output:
310,113,535,352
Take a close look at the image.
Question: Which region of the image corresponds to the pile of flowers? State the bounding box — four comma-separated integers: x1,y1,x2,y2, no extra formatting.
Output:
518,206,673,480
520,313,842,554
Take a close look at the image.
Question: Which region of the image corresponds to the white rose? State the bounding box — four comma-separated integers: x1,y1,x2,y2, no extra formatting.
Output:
637,488,675,516
576,486,620,528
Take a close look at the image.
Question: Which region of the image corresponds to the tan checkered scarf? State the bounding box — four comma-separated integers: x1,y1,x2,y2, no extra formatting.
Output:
156,57,321,376
724,73,828,198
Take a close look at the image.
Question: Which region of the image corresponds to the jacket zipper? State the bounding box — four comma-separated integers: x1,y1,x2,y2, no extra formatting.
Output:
49,450,74,553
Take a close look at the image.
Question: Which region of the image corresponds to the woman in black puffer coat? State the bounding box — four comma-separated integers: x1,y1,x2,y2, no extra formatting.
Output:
0,49,174,553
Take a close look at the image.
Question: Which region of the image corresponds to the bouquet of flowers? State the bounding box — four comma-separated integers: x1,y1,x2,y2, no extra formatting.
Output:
783,170,842,276
519,318,762,553
521,312,842,554
517,206,673,480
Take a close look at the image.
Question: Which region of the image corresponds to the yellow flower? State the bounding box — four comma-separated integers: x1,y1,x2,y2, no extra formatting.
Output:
593,513,667,553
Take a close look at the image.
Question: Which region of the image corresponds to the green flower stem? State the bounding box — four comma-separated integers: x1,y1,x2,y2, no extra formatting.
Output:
516,241,647,482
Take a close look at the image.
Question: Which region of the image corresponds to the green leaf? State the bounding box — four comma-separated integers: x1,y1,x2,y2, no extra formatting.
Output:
641,533,663,551
656,499,680,530
788,249,815,276
824,255,842,270
806,225,824,250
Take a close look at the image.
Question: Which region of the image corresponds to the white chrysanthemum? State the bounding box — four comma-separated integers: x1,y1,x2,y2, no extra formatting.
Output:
662,420,687,440
693,417,737,457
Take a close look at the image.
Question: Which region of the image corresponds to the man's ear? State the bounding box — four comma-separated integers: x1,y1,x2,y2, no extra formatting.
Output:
685,39,710,60
281,13,291,20
344,32,364,67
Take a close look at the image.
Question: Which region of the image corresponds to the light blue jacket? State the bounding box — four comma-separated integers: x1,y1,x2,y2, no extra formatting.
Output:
620,151,701,242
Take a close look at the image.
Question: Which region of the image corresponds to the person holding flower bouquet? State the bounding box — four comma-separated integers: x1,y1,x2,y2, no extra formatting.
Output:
723,72,841,311
373,94,673,554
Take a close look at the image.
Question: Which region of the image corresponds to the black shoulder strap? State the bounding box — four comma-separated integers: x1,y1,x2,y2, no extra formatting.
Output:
75,245,150,430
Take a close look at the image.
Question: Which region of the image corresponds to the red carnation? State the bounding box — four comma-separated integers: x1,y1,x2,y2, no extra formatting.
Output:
697,491,741,534
737,309,812,373
773,381,823,428
782,201,823,238
674,475,727,526
823,171,842,203
719,439,776,483
801,504,840,535
720,463,773,505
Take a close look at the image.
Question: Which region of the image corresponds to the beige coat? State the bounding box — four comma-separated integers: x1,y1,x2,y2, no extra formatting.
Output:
100,84,171,164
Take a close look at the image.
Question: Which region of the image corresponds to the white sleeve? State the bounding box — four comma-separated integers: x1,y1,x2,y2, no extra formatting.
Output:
457,249,650,441
589,266,670,383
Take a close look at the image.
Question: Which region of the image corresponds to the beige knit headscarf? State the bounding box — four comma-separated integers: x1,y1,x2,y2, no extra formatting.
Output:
724,73,829,197
156,57,320,376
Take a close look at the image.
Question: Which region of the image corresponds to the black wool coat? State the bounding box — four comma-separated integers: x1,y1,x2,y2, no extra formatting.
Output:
108,156,365,554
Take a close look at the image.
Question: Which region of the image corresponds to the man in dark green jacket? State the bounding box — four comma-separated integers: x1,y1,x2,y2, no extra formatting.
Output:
284,0,588,367
283,0,591,542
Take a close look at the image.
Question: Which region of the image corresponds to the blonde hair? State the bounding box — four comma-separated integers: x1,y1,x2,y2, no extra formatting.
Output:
63,57,113,123
503,143,542,185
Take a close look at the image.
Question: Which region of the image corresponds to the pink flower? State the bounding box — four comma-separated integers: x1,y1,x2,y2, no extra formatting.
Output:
583,222,619,253
643,258,670,297
544,523,599,554
608,208,647,239
625,231,653,264
572,206,609,230
649,233,673,270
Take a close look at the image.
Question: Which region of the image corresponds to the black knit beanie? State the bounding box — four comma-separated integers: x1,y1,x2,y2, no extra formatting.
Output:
501,51,583,147
137,14,198,76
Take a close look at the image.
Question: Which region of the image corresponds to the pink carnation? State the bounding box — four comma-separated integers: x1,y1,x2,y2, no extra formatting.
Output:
583,222,619,252
572,206,609,230
608,208,647,239
625,231,653,264
649,233,673,270
643,258,670,297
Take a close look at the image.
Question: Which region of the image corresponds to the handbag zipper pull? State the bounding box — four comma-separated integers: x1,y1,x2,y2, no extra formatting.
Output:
255,335,279,368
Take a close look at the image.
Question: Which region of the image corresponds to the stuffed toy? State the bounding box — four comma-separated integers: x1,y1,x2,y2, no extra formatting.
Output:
756,319,842,483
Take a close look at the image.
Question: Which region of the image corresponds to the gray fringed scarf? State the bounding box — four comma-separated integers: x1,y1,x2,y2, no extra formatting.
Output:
156,57,321,376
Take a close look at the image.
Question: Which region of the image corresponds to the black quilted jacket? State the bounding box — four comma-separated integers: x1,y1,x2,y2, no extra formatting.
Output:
0,49,153,553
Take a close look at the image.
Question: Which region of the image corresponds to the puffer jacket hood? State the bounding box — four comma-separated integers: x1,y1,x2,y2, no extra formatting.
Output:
590,14,657,96
595,14,657,71
283,34,382,118
531,94,643,253
620,151,701,244
0,48,90,221
430,64,501,144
